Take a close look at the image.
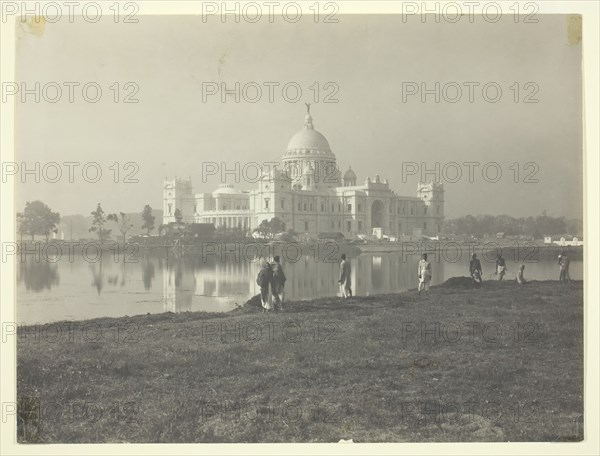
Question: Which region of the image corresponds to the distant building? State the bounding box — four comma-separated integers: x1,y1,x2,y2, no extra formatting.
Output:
554,236,583,247
164,107,444,237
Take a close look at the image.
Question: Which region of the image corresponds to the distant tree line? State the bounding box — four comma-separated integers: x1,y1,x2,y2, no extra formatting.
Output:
443,212,583,239
17,200,157,243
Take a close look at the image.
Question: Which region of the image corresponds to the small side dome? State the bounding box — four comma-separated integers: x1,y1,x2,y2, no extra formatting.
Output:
343,166,357,186
344,166,357,181
212,184,241,195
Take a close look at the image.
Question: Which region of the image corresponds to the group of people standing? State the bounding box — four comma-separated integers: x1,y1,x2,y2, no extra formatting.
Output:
256,253,354,312
256,256,286,312
470,252,527,286
469,251,571,286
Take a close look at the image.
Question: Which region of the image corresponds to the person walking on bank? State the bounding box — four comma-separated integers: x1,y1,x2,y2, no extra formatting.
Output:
558,254,571,283
470,252,483,286
338,253,352,299
516,264,527,285
257,260,273,312
270,255,286,311
418,253,432,295
496,253,506,281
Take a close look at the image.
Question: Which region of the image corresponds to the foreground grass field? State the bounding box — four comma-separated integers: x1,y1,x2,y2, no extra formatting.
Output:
17,279,583,443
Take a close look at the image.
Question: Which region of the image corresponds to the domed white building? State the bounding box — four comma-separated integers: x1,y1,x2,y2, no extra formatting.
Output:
163,107,444,237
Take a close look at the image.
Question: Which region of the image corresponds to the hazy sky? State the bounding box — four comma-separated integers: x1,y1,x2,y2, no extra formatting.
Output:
14,14,583,218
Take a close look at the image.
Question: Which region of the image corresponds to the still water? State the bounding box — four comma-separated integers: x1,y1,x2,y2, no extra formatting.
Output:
17,250,582,324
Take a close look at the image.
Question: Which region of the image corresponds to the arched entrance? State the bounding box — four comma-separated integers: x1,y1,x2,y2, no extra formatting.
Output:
371,200,384,228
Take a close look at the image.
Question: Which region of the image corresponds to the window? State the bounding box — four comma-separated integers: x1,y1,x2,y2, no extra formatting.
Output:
424,207,427,215
338,204,341,212
358,204,362,212
338,221,341,228
305,221,309,231
168,203,172,215
321,203,325,212
347,203,352,212
423,222,427,230
303,203,307,211
298,202,301,211
331,204,335,212
438,224,441,232
193,204,197,213
410,207,414,215
437,206,440,215
358,221,363,230
331,221,335,229
310,203,313,211
222,205,227,211
389,221,392,229
399,223,402,232
347,221,352,231
281,199,285,210
264,199,269,210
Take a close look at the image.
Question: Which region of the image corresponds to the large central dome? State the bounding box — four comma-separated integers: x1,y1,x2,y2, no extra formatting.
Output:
284,110,334,158
287,126,331,153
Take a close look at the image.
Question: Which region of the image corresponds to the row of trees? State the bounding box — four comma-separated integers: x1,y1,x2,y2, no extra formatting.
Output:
443,212,583,238
89,203,156,242
16,200,158,243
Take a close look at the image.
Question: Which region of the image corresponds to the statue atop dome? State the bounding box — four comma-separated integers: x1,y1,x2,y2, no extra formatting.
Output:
304,102,314,129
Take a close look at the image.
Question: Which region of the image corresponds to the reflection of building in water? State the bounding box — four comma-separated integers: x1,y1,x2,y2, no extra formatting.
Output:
163,260,195,312
194,261,252,297
162,258,255,312
161,252,447,311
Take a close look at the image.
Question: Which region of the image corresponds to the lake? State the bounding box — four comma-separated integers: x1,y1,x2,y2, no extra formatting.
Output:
17,245,583,324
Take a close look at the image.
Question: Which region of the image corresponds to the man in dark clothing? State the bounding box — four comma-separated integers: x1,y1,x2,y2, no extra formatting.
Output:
270,255,286,311
470,253,483,286
496,253,506,281
256,261,273,312
558,254,571,283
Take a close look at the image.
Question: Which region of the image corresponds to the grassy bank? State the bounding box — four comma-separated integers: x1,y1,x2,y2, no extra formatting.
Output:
17,279,583,443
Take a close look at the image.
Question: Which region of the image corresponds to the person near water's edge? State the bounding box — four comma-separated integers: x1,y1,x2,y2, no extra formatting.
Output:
496,253,506,280
470,253,483,286
339,253,352,298
558,254,571,283
516,264,527,285
418,253,432,295
270,255,286,311
257,260,273,312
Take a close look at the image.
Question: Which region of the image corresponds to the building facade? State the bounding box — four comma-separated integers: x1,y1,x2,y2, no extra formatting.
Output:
163,108,444,237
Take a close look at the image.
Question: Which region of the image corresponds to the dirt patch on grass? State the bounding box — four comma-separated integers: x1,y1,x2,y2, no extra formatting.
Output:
440,276,475,289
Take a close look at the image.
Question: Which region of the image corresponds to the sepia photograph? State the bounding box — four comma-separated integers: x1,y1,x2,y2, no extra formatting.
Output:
1,1,598,453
